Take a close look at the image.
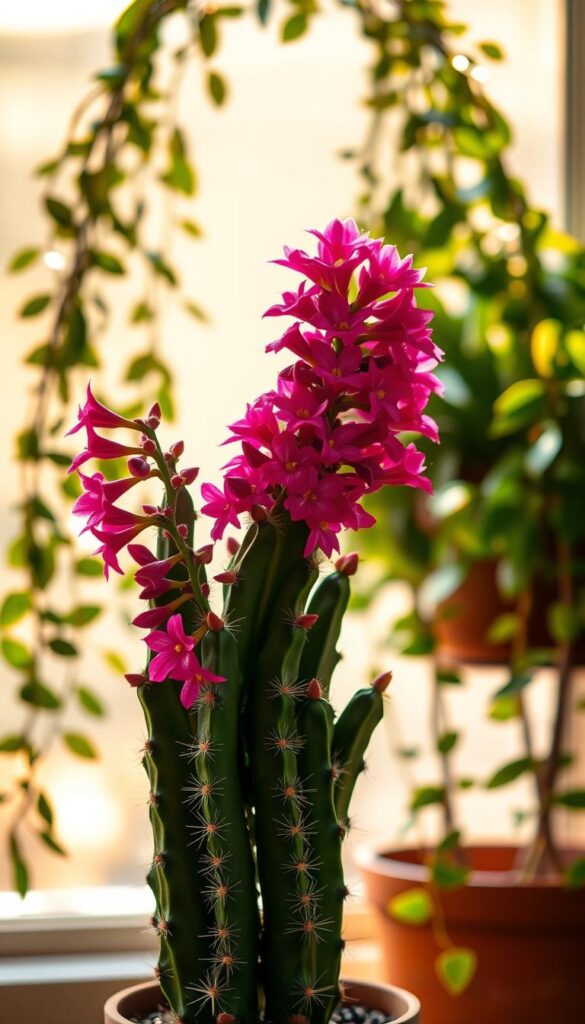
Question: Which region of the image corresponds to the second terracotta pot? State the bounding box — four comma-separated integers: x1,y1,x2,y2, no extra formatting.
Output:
360,844,585,1024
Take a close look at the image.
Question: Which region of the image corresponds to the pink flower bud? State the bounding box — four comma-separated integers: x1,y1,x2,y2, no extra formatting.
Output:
226,537,240,556
306,677,322,700
128,544,157,565
214,570,238,585
142,504,159,516
206,611,224,632
170,474,183,490
146,402,161,428
217,1015,236,1024
335,552,359,576
169,440,184,458
250,504,268,523
295,613,319,630
372,670,392,693
177,523,188,539
141,437,156,455
181,466,199,485
162,505,174,518
125,672,146,688
195,544,214,565
201,582,211,598
128,456,151,478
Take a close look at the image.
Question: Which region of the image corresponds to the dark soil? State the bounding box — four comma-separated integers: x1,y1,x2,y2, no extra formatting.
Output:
135,1004,393,1024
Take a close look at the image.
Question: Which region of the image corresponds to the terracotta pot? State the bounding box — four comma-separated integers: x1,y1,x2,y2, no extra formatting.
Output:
104,977,420,1024
360,845,585,1024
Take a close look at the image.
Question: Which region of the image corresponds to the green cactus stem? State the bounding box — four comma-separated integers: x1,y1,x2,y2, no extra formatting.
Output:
331,673,392,823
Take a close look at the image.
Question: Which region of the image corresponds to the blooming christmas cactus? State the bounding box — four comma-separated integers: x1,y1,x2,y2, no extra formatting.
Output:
68,219,441,1024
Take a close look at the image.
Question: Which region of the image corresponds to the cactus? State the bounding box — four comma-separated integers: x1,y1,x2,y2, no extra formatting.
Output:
67,219,440,1023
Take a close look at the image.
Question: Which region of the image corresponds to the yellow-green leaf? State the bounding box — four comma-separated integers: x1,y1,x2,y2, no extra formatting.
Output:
388,887,433,925
436,947,477,995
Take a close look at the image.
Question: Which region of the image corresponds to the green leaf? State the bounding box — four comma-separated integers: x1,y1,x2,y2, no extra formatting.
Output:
491,379,546,437
437,829,461,853
486,613,519,644
548,603,583,644
565,857,585,888
256,0,271,25
20,681,61,710
525,422,562,477
432,857,469,889
64,605,101,627
199,14,218,57
565,330,585,374
554,789,585,809
419,563,465,608
75,557,103,576
10,833,29,897
161,129,196,196
436,947,477,995
49,638,78,657
436,669,462,686
486,757,533,789
478,41,504,60
130,300,154,324
208,71,227,106
437,731,459,755
146,252,178,286
180,219,203,238
104,649,127,674
38,831,66,856
388,887,433,925
63,732,98,760
76,686,105,717
20,294,51,318
2,638,33,669
489,695,520,721
282,13,308,42
45,196,73,228
1,592,32,627
531,319,561,378
493,672,533,699
91,250,125,274
37,792,54,827
411,785,445,811
9,247,40,272
184,299,209,323
0,735,27,753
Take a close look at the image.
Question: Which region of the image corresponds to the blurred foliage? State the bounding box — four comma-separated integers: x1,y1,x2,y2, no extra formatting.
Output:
2,0,584,945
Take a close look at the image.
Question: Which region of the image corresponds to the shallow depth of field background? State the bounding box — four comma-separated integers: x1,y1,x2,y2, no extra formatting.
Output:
1,0,578,900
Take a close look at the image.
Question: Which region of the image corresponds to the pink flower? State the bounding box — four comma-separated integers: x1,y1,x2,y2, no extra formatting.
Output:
68,424,143,475
200,483,241,541
179,664,227,709
145,614,197,682
92,522,152,578
66,382,142,437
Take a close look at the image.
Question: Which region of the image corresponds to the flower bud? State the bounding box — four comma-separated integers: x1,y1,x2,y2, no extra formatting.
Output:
214,570,238,585
170,474,183,490
201,582,211,598
181,466,199,485
306,677,322,700
141,437,156,455
195,544,214,565
142,504,159,516
169,440,184,458
125,672,147,688
295,613,319,630
206,611,224,632
128,456,151,479
335,551,359,576
372,670,392,693
146,402,161,428
226,536,240,556
177,523,188,539
217,1015,236,1024
250,504,268,523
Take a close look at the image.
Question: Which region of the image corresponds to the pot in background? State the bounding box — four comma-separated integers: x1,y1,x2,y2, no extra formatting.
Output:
104,977,421,1024
360,844,585,1024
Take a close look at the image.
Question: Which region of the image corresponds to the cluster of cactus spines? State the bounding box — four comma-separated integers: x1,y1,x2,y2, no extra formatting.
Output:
68,221,437,1023
141,502,388,1024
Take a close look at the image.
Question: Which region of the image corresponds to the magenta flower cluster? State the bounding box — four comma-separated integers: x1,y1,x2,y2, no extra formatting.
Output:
200,218,442,557
67,220,440,706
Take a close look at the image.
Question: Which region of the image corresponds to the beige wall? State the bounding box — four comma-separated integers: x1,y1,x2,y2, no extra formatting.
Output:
0,1,570,892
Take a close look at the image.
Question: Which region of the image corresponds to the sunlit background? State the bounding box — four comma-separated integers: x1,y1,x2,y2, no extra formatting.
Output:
0,0,576,903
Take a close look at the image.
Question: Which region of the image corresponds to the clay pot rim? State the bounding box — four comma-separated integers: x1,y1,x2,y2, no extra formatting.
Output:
356,842,583,891
104,977,421,1024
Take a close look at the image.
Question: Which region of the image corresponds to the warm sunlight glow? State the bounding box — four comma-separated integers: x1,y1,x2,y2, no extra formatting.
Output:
0,1,127,35
51,768,123,853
